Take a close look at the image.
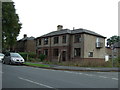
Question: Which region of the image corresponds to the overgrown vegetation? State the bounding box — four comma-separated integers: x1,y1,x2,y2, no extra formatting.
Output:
19,52,47,62
19,52,120,67
19,52,36,61
39,54,46,61
42,59,120,67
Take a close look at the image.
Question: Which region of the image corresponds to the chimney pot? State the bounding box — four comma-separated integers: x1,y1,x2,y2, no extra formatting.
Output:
23,34,27,38
57,25,63,31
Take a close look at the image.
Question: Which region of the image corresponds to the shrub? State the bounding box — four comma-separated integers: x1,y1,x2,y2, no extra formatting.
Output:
28,52,36,59
113,57,120,67
39,54,46,61
19,52,36,61
19,52,27,61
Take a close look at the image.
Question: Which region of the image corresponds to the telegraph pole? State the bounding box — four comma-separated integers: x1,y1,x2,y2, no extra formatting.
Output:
0,1,2,53
111,44,114,67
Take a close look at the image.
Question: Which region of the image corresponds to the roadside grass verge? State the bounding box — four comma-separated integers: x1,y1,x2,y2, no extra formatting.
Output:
25,58,120,67
24,62,51,68
42,60,120,68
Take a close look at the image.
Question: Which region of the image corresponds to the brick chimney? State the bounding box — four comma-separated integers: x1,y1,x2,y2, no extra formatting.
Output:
23,34,27,38
57,25,63,31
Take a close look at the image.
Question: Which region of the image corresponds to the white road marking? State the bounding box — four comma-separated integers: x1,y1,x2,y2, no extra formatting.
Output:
64,71,74,73
97,72,105,74
78,73,83,75
51,70,56,71
112,78,118,80
18,77,54,88
84,74,94,76
99,76,108,78
86,68,94,70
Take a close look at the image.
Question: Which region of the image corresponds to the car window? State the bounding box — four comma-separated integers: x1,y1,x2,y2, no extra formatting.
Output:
10,53,21,58
0,53,4,56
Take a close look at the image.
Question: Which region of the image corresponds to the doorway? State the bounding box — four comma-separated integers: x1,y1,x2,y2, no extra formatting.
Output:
62,51,66,61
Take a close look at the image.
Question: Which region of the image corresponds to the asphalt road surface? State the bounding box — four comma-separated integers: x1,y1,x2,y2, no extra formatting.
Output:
1,63,119,89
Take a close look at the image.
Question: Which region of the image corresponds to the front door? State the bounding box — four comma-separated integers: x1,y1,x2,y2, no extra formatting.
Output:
62,51,66,61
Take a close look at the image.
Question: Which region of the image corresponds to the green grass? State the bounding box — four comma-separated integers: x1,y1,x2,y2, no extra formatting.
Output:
24,62,51,68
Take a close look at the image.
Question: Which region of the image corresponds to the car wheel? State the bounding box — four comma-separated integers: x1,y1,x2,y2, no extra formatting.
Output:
2,60,5,64
9,60,12,65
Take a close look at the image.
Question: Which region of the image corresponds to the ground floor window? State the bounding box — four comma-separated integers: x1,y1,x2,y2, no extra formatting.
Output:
88,52,93,57
44,49,48,56
53,49,59,56
74,48,81,57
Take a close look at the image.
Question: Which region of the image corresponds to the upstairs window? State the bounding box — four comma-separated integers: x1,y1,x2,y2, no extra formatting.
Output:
39,39,41,45
62,35,66,43
54,36,59,44
53,49,59,56
44,38,48,45
74,48,81,57
74,34,81,43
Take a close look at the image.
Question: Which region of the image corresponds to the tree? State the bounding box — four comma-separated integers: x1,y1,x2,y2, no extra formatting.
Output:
107,35,120,47
2,2,22,51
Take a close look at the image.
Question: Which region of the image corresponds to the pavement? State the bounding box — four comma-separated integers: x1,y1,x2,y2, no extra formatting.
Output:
25,62,120,72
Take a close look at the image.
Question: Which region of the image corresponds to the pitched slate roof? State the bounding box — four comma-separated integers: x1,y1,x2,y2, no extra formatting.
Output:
39,29,71,38
71,28,105,38
37,28,106,38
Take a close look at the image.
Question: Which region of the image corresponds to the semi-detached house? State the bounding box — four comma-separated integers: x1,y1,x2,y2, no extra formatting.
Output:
36,25,106,62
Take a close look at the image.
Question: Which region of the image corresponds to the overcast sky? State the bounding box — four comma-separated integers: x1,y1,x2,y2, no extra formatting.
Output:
12,0,119,40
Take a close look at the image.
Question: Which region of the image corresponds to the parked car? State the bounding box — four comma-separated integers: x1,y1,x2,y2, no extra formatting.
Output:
0,53,4,61
2,52,25,65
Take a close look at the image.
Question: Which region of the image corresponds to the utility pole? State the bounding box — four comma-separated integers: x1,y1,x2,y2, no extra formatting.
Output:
111,44,114,67
0,1,2,90
0,5,1,48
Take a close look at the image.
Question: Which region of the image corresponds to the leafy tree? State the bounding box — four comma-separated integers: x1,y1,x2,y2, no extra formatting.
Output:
2,2,22,51
107,35,120,47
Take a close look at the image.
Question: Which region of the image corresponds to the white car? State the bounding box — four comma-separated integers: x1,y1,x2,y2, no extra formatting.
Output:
2,52,25,65
0,53,4,61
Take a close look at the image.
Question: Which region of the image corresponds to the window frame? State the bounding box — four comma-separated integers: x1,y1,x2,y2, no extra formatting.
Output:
44,37,48,45
88,52,93,57
74,48,81,57
74,34,81,43
62,35,66,43
54,36,59,44
53,48,59,56
44,49,48,56
38,38,41,45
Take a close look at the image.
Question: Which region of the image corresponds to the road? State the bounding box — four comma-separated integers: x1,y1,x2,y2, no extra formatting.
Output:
1,63,119,89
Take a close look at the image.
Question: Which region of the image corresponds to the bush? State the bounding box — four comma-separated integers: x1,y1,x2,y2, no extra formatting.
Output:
19,52,27,61
19,52,36,61
113,57,120,67
39,54,46,61
28,52,36,59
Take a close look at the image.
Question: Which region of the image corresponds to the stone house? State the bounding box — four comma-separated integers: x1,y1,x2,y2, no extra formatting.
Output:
15,34,36,53
36,25,106,62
